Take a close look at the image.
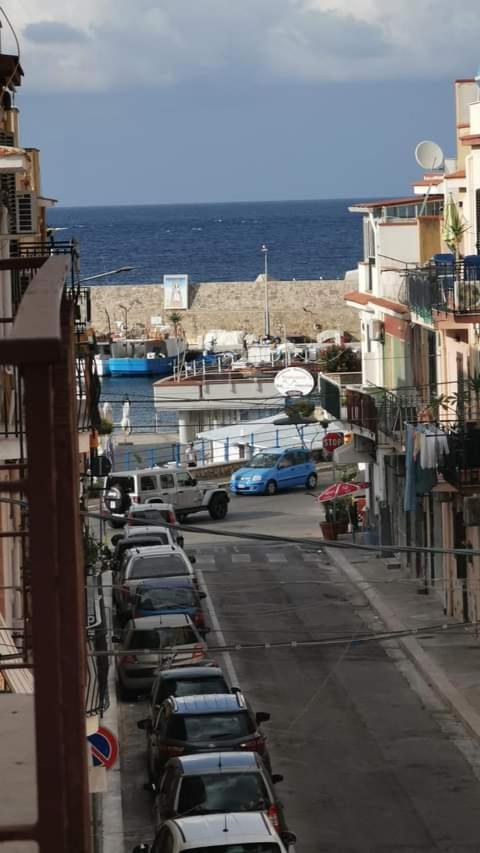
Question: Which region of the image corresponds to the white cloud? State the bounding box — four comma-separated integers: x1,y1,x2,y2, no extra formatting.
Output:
3,0,480,92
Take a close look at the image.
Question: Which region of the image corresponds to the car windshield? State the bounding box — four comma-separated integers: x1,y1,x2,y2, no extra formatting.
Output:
155,676,228,704
106,475,135,493
138,587,196,610
129,627,197,650
168,712,254,742
178,772,269,815
131,509,167,524
185,845,281,853
247,453,279,469
128,555,188,578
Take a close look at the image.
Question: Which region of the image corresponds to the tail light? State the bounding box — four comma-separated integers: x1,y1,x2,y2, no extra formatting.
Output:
239,736,265,754
193,612,205,627
167,510,176,524
121,585,130,601
267,805,280,831
132,496,141,504
121,654,138,664
192,644,205,660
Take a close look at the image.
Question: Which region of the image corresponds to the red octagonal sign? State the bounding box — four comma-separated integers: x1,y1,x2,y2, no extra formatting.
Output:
323,432,344,452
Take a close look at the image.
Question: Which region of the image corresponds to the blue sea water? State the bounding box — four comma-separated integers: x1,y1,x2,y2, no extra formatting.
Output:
47,198,362,284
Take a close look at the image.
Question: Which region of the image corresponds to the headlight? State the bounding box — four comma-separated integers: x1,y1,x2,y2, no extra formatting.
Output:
251,475,263,482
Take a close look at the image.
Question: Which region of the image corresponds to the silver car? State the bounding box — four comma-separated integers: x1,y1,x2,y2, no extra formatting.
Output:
115,614,207,700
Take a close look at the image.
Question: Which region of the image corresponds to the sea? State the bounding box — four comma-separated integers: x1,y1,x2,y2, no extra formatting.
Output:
47,198,363,433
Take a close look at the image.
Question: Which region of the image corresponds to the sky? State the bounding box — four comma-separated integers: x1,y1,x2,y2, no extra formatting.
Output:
4,0,480,206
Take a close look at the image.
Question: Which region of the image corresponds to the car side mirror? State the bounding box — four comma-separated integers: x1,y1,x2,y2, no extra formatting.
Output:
187,554,196,564
177,536,185,548
133,845,149,853
255,711,270,724
281,831,297,846
198,591,207,599
231,686,241,693
137,718,152,732
271,773,284,784
190,478,197,486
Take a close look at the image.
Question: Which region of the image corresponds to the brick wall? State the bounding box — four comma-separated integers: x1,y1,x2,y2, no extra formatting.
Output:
90,279,360,342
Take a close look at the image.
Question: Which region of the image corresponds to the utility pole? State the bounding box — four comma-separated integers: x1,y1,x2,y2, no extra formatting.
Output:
261,244,270,338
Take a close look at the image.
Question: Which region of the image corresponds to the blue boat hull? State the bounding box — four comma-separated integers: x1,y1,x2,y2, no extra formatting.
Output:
108,356,177,377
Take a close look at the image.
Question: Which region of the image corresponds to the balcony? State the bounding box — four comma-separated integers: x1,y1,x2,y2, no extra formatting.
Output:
438,423,480,488
407,256,480,323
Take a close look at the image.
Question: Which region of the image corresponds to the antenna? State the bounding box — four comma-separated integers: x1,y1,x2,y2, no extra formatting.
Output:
223,814,228,833
414,140,445,217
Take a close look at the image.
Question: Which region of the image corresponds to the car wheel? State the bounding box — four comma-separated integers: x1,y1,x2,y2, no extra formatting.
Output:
177,512,187,524
208,495,228,520
306,473,318,490
265,480,278,496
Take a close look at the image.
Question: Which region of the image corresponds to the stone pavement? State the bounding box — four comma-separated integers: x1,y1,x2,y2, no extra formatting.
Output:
325,539,480,743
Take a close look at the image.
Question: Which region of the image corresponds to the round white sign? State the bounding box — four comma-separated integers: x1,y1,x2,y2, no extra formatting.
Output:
274,367,315,398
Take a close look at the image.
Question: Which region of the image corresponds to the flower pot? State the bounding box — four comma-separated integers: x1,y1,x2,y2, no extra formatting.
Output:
320,521,337,540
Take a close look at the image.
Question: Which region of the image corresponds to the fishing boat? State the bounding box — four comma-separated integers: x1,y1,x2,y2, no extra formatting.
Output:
108,337,186,377
94,341,112,377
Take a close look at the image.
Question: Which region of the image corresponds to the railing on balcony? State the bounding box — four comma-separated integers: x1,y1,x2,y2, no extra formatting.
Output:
345,386,425,446
346,387,378,436
407,256,480,319
439,423,480,487
10,239,86,326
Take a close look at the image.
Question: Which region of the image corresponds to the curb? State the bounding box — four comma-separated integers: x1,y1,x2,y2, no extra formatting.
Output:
102,571,125,853
326,545,480,743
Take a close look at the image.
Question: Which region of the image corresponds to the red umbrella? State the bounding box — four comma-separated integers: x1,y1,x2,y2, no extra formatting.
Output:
316,482,369,502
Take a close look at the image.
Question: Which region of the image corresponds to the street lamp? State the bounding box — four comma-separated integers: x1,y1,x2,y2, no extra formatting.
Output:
118,304,129,339
261,244,270,338
79,266,134,284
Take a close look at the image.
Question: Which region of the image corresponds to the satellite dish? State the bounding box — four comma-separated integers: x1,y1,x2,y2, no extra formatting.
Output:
415,140,444,171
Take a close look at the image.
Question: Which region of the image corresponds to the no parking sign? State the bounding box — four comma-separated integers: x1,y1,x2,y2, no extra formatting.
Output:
87,726,118,769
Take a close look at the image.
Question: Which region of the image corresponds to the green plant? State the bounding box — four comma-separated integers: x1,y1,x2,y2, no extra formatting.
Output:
285,398,315,422
318,345,361,373
168,312,183,335
98,417,113,435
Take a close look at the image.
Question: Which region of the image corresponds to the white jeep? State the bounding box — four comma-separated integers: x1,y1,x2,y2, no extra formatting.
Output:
104,466,229,526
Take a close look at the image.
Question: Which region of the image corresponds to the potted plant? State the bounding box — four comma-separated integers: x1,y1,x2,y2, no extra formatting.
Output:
320,501,337,540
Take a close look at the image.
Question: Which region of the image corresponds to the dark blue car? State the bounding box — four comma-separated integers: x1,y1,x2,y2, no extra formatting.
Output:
131,576,207,635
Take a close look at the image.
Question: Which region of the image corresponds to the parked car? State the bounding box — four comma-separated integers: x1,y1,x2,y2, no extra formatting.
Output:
113,522,184,549
116,614,207,700
153,752,287,835
104,467,229,526
126,503,178,528
113,545,196,617
111,532,179,575
230,448,317,496
138,693,271,781
133,812,296,853
150,666,231,714
131,577,208,635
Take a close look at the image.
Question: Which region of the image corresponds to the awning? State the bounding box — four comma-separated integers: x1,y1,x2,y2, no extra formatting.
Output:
0,612,33,694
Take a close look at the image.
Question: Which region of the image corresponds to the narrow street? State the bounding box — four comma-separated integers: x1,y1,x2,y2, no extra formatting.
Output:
119,490,480,852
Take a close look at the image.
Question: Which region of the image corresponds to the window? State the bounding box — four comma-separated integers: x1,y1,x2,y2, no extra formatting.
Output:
106,475,135,493
278,453,294,468
178,771,269,816
248,453,279,468
178,711,254,743
292,450,308,464
128,554,189,578
138,586,196,611
129,626,197,651
141,476,157,491
160,474,175,489
177,472,195,487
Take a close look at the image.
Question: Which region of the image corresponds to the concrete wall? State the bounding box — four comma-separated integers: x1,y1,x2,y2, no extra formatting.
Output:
90,279,360,342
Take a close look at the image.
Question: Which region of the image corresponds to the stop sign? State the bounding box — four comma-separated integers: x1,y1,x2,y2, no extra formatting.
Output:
323,432,344,452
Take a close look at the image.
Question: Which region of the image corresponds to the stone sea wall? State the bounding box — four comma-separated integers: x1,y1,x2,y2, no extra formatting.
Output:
89,279,360,342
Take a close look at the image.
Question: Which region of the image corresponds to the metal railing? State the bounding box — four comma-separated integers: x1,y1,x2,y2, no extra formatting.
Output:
439,424,480,487
407,258,480,318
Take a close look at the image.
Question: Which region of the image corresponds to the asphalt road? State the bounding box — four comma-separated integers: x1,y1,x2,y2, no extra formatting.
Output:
118,488,480,852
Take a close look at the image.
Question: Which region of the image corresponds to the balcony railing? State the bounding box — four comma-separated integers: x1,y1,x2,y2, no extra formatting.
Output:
438,423,480,488
407,256,480,320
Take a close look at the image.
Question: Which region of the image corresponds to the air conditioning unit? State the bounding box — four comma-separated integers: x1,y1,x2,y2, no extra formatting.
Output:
15,191,38,234
464,496,480,527
371,319,385,343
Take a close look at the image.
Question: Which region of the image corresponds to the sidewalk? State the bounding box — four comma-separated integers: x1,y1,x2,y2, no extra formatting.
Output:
325,540,480,742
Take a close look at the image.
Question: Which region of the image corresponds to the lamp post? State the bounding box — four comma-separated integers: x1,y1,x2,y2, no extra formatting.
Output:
261,244,270,338
118,304,129,339
79,266,134,284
